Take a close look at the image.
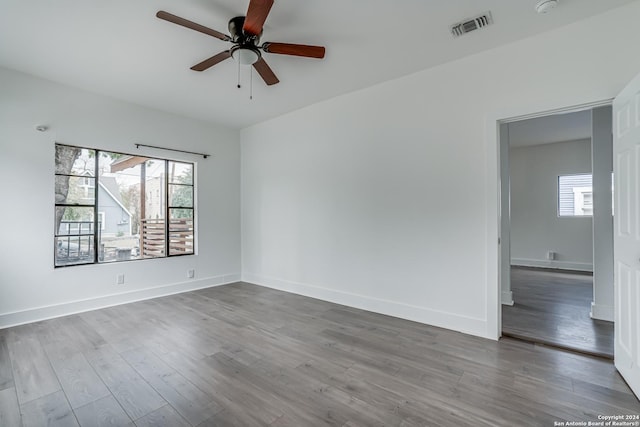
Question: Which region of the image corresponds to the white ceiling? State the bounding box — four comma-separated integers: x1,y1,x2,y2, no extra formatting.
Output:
0,0,635,129
508,109,593,148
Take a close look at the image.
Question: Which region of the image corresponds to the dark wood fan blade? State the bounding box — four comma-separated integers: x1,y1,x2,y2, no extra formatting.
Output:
243,0,274,36
253,58,279,85
157,11,231,41
262,42,325,58
190,51,231,71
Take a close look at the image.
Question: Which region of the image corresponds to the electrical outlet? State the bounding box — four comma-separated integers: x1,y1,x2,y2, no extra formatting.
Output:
187,269,195,279
117,274,125,285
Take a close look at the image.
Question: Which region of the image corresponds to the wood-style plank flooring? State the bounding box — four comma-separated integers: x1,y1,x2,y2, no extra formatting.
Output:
0,282,637,426
503,267,614,358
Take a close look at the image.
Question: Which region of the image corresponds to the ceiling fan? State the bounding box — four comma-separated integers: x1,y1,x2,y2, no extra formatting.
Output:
156,0,326,86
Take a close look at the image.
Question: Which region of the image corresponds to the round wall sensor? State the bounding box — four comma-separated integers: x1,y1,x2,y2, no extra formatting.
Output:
35,125,48,132
536,0,558,14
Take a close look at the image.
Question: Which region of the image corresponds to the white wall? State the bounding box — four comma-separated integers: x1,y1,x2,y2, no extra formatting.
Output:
241,2,640,339
0,67,241,328
510,139,593,271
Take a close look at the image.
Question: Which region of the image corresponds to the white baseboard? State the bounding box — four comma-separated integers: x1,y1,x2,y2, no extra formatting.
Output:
590,301,614,322
501,291,514,306
0,273,241,329
511,258,593,272
242,273,490,339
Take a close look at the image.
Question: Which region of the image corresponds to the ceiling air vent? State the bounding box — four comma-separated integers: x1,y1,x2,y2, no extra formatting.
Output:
451,12,493,37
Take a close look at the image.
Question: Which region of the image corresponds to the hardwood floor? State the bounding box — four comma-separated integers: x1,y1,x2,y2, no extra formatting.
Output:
503,267,614,358
0,282,637,426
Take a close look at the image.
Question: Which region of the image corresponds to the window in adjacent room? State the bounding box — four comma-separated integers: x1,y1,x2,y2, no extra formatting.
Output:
54,144,195,267
558,173,593,217
558,173,614,217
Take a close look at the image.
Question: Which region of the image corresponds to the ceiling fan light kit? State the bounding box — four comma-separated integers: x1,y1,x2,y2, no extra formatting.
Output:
230,46,260,65
535,0,559,14
156,0,325,88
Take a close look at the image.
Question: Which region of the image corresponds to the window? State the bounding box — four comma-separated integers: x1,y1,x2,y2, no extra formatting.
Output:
98,212,106,231
558,174,592,217
558,173,614,217
54,144,195,267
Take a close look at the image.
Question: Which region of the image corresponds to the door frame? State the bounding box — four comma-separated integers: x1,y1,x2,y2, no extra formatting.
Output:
486,98,613,340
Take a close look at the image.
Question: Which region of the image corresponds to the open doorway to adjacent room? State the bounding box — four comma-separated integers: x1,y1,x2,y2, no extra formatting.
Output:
500,107,615,358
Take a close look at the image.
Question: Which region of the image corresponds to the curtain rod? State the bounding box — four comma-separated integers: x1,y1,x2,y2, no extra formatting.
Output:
135,143,210,159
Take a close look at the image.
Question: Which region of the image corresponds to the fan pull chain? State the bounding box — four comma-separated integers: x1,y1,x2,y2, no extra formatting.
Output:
237,59,241,89
250,66,253,100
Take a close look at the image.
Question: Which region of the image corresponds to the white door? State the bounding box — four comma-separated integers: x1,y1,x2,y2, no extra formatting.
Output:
613,73,640,398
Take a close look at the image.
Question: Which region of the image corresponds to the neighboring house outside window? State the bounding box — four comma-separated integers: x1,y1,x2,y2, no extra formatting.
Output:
98,212,106,231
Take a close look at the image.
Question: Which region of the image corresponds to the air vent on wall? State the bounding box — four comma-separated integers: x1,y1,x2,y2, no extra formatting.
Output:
451,12,493,37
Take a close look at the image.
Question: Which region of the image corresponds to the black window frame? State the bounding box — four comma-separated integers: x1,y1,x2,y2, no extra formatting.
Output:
54,145,99,267
54,143,195,268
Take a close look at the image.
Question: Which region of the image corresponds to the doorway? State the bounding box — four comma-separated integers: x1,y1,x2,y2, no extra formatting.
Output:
499,107,615,358
502,267,613,357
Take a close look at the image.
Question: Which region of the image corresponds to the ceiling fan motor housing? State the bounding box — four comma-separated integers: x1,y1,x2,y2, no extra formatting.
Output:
228,16,263,65
228,16,262,45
